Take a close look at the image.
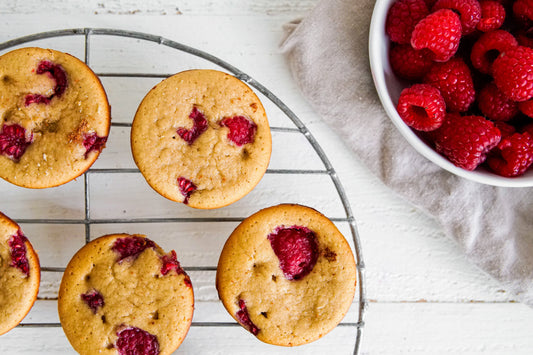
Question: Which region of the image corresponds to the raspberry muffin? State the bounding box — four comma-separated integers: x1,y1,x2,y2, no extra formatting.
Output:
0,211,40,335
0,47,111,188
58,234,193,355
131,69,271,209
216,204,357,346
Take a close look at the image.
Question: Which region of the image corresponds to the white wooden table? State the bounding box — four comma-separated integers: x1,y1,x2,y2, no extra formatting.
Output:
1,1,532,354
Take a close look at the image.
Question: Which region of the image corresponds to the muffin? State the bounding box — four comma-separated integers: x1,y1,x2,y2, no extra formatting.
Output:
0,47,111,188
131,69,271,209
58,234,193,355
0,211,40,335
216,204,357,346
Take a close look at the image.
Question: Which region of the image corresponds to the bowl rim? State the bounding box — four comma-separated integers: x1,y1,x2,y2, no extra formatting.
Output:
368,0,533,188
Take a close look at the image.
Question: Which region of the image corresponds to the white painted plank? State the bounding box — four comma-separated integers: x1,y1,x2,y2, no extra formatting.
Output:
360,302,533,354
8,302,533,354
0,178,85,220
20,298,359,325
91,127,324,171
18,224,86,268
36,268,362,303
100,76,297,129
89,221,354,267
88,173,345,220
0,0,318,16
1,325,356,355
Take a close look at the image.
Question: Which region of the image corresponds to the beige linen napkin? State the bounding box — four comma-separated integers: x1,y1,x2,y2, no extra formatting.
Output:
280,0,533,305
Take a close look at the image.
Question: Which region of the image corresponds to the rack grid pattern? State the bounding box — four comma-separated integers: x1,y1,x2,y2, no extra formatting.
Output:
1,28,366,354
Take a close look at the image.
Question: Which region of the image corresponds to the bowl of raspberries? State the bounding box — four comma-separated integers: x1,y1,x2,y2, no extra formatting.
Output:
369,0,533,186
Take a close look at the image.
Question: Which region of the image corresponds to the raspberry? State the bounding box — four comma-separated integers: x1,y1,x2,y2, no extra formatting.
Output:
386,0,429,44
519,99,533,117
432,113,501,170
478,82,519,121
411,9,462,62
25,61,68,106
397,84,446,131
488,132,533,176
513,0,533,22
177,107,208,145
523,123,533,136
0,123,33,161
81,290,104,314
424,57,475,112
112,236,156,263
236,299,259,335
160,250,185,276
219,116,257,146
389,44,434,80
116,327,159,355
177,176,197,205
477,1,506,32
432,0,481,35
267,225,319,281
494,121,516,138
516,28,533,48
493,46,533,102
9,230,29,277
470,30,518,74
83,132,107,158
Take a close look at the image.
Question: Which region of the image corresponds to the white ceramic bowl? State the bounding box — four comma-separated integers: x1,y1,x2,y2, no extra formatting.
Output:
368,0,533,187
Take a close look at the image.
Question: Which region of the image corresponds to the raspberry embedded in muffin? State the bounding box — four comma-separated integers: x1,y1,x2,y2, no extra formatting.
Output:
131,69,272,209
216,204,357,346
58,234,194,355
0,47,111,188
0,211,40,336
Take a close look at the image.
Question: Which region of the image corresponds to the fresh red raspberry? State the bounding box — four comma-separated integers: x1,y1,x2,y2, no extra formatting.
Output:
219,116,257,146
470,30,518,74
513,0,533,22
432,0,481,35
488,132,533,176
83,132,107,159
523,123,533,136
397,84,446,131
477,1,506,32
493,121,516,138
389,44,434,80
519,99,533,117
386,0,429,44
423,57,475,112
411,9,462,62
0,124,33,161
493,46,533,102
177,106,208,145
516,28,533,48
177,176,197,205
267,225,319,281
424,0,437,8
432,113,501,170
478,82,519,121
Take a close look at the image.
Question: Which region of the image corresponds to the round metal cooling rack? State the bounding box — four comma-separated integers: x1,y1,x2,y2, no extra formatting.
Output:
0,28,366,354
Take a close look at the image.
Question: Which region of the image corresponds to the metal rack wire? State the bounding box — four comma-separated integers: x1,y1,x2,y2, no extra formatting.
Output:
1,28,366,354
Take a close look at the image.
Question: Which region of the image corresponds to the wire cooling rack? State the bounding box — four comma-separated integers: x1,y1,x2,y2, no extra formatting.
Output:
0,28,366,354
